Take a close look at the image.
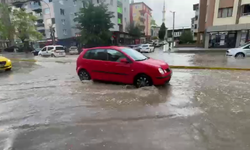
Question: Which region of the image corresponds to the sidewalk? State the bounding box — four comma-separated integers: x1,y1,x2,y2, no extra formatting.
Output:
172,47,227,53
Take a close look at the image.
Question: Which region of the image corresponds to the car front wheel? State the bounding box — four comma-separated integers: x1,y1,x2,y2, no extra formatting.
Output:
235,52,245,58
78,69,91,81
134,74,152,88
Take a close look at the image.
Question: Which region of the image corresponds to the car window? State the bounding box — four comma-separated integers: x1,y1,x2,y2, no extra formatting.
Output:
56,46,64,50
83,49,107,61
142,45,148,47
121,48,148,61
107,49,126,62
41,47,46,51
48,47,54,51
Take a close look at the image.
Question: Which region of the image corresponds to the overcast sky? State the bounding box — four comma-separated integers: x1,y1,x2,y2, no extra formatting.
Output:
133,0,199,29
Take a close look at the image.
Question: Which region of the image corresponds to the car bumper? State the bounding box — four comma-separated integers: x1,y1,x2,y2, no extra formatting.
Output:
0,62,12,70
226,51,234,56
141,49,150,53
54,53,66,57
153,71,172,85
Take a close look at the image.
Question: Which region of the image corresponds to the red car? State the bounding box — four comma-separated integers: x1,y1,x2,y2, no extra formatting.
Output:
76,46,172,87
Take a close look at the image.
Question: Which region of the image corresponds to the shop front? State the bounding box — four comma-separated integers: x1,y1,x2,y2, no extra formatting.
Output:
209,31,237,48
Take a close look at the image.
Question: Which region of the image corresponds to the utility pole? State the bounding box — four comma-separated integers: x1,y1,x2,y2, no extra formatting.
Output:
172,11,175,47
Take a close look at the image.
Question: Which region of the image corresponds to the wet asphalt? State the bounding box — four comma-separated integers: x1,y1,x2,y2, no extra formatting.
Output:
1,49,250,150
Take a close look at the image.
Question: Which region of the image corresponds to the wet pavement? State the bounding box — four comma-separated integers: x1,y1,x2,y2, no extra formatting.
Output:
1,50,250,150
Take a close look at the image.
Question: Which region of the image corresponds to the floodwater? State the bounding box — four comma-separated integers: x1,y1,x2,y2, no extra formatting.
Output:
0,50,250,150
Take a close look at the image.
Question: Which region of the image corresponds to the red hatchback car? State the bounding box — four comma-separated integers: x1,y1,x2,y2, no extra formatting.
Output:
76,46,172,87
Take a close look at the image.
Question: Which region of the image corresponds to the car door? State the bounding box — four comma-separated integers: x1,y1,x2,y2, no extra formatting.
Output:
83,49,109,81
40,47,47,56
105,49,133,84
243,45,250,56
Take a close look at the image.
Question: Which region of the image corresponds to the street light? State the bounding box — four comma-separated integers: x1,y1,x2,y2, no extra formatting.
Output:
170,11,175,48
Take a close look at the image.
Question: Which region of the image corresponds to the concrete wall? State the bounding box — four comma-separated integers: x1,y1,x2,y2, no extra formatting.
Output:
219,0,235,8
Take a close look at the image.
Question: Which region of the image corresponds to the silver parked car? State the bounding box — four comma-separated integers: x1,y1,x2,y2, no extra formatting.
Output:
69,46,79,55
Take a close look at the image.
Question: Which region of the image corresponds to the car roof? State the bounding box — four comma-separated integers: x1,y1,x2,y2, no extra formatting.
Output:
85,46,125,50
46,45,63,47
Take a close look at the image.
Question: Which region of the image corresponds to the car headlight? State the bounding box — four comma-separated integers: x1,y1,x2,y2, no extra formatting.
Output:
158,68,165,75
7,59,11,62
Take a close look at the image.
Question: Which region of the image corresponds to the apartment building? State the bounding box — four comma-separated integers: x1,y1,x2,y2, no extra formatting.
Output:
191,3,199,42
197,0,250,48
11,0,129,47
130,2,152,39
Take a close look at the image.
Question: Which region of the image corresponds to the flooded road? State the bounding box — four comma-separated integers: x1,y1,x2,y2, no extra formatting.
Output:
1,51,250,150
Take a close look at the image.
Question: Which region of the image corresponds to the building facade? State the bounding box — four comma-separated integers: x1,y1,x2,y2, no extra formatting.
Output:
130,2,152,38
191,3,199,42
197,0,250,48
12,0,130,47
167,27,192,42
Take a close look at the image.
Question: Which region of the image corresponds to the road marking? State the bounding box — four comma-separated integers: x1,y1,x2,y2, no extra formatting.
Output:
170,66,250,71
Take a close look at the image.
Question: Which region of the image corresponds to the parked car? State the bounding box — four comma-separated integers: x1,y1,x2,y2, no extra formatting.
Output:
38,45,66,57
33,48,41,56
128,45,141,52
139,44,155,53
0,55,12,71
4,46,20,52
69,46,79,55
76,46,172,87
226,42,250,58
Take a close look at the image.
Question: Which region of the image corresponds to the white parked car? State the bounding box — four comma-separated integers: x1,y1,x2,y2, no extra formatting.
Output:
227,42,250,58
139,44,155,53
69,46,79,55
39,45,66,57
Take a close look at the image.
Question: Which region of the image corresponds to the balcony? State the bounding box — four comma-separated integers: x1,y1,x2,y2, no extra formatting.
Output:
30,2,42,11
117,0,122,7
117,7,122,14
139,16,145,23
34,13,43,20
242,0,250,5
36,23,45,30
239,4,250,23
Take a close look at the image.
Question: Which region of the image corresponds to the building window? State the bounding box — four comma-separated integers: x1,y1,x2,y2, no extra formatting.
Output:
44,8,50,15
52,18,55,24
242,5,250,16
63,29,67,35
195,15,198,20
49,0,52,2
61,19,65,24
194,24,197,29
73,0,76,5
218,7,233,18
124,7,126,12
110,0,113,5
97,0,99,3
60,9,65,15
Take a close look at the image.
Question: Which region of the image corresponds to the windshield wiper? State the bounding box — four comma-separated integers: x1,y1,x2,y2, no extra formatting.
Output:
136,58,148,61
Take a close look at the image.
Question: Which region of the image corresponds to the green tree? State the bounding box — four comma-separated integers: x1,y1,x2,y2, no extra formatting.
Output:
158,23,166,41
126,22,142,38
0,4,15,46
180,30,193,44
151,19,157,26
75,0,114,47
11,8,42,51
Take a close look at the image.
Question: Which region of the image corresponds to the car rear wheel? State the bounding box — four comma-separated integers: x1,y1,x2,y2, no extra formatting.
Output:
134,74,152,88
235,53,245,58
78,69,91,81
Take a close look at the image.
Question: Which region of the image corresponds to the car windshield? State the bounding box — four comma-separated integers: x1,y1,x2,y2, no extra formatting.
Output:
240,42,250,48
121,48,148,61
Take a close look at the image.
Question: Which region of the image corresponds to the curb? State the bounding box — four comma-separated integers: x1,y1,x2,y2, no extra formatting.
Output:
170,66,250,71
11,59,37,62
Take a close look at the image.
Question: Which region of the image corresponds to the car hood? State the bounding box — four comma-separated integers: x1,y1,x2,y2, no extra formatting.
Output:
0,56,9,61
138,58,169,68
228,48,240,51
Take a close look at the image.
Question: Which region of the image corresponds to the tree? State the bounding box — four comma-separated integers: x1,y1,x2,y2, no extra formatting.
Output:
151,36,158,40
126,22,142,38
151,19,157,26
180,30,193,44
158,23,166,41
75,0,114,48
0,4,15,46
11,8,42,51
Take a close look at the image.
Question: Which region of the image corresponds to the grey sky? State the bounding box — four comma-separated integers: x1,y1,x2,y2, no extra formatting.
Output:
133,0,199,29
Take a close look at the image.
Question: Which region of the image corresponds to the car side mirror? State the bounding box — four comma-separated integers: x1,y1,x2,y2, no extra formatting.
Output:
120,58,129,63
